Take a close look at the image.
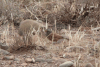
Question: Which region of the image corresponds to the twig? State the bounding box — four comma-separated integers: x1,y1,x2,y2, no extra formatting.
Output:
25,6,39,20
91,27,100,31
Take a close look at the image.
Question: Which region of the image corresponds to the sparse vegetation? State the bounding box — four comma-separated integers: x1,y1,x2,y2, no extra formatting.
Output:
0,0,100,67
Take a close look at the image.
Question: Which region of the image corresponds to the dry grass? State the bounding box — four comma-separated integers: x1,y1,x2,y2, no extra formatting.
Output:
0,21,100,67
0,0,100,67
0,0,100,27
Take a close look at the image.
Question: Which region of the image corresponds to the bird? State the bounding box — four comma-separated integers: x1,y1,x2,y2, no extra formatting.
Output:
45,29,69,43
18,19,46,45
18,19,46,36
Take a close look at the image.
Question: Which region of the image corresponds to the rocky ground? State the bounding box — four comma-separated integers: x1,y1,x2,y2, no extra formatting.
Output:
0,0,100,67
0,24,100,67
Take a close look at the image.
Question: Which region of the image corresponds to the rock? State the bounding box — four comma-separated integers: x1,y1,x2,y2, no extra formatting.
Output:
3,55,15,60
62,53,75,58
45,59,53,63
59,61,74,67
14,58,20,61
32,58,35,63
65,46,85,52
25,58,35,63
0,43,9,50
53,57,66,62
35,58,53,63
35,58,46,62
0,49,10,55
21,63,27,66
85,63,94,67
16,61,20,64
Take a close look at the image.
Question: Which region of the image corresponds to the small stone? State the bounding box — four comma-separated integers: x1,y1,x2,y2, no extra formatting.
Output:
25,58,34,63
9,61,13,65
16,61,20,64
65,46,85,52
35,58,53,63
35,58,45,62
0,43,9,50
43,59,53,63
0,49,10,55
59,61,74,67
53,57,66,62
32,58,35,63
3,55,14,60
21,63,27,66
14,58,20,61
62,53,74,58
85,63,93,67
1,63,4,65
27,56,31,58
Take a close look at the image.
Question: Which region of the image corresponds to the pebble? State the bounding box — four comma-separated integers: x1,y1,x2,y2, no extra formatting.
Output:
35,58,53,63
0,49,10,55
14,58,20,61
85,63,94,67
35,58,45,62
0,43,9,50
32,58,35,63
53,57,66,62
59,61,74,67
21,63,28,66
16,61,20,64
25,58,35,63
65,46,85,52
3,55,15,60
62,53,74,58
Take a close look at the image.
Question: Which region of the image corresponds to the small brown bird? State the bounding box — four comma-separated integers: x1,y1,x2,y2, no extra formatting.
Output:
45,29,69,43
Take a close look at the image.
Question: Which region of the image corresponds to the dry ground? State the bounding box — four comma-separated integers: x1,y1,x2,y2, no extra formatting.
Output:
0,24,100,67
0,0,100,67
